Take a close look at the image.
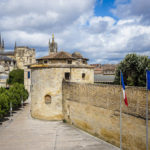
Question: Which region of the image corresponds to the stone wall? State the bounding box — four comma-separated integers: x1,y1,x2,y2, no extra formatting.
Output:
15,47,36,69
62,82,150,150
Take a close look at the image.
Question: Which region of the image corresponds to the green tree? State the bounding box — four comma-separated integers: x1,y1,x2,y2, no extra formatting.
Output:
0,90,9,118
7,69,24,85
114,53,150,86
8,83,29,109
0,84,28,119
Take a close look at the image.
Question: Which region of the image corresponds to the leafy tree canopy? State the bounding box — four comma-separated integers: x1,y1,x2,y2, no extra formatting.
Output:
114,53,150,86
7,69,24,85
0,83,29,119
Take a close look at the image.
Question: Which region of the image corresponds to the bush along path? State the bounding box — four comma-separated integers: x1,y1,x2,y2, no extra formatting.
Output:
0,83,28,122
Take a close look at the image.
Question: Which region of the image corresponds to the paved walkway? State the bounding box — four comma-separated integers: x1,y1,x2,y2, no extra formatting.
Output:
0,103,119,150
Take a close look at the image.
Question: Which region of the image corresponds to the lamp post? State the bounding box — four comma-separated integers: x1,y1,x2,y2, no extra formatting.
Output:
21,95,23,108
10,101,12,118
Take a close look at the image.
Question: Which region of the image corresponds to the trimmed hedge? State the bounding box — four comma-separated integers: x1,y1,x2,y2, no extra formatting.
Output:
0,83,28,119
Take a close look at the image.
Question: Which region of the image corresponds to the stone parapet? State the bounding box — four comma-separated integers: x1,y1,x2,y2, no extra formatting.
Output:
62,82,150,150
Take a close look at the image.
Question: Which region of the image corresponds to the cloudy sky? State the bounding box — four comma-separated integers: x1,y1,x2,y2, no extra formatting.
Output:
0,0,150,64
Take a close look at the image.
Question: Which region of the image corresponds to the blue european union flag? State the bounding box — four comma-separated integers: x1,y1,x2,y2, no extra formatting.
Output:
146,70,150,90
28,71,30,79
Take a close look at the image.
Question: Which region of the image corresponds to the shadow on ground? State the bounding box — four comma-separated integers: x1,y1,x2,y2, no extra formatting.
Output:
0,102,29,125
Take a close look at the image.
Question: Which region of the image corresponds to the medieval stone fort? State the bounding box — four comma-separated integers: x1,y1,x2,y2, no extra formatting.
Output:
0,34,149,150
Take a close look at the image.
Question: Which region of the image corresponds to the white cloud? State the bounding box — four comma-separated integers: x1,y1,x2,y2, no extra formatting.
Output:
112,0,150,25
0,0,150,64
0,0,95,32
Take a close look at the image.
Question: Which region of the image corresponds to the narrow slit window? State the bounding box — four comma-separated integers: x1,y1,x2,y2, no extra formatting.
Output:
67,60,72,64
82,73,85,79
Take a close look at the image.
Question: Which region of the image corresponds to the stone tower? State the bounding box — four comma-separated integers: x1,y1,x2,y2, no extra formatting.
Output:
0,34,4,52
49,34,57,54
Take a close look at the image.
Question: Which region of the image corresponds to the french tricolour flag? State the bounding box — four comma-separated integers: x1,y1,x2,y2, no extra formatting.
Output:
121,72,128,106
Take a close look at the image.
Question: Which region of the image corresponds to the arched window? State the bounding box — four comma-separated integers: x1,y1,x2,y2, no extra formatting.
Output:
45,95,51,104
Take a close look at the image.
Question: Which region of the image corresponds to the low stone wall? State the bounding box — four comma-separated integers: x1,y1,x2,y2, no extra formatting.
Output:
62,82,150,150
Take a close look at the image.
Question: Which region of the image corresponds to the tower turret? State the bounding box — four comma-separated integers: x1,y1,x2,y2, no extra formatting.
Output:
49,34,57,55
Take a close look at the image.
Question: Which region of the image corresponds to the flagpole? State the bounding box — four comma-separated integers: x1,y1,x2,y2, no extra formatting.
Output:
120,70,122,150
146,69,148,150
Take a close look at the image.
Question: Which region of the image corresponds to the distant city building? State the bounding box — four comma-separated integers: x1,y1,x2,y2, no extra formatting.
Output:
94,74,115,84
14,46,36,69
0,34,36,87
90,64,117,83
0,55,16,87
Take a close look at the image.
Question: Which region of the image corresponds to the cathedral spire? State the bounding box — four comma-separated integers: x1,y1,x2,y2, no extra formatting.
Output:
14,41,17,49
49,34,57,55
2,40,4,48
52,33,54,43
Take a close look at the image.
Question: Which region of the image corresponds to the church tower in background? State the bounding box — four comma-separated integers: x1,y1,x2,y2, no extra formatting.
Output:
0,34,4,52
49,34,57,55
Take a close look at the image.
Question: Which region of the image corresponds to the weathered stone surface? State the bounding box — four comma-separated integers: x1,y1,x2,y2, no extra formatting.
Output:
15,47,36,70
62,82,150,150
31,67,94,120
0,103,119,150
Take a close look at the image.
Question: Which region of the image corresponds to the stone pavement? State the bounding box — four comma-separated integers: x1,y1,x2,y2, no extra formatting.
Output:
0,103,119,150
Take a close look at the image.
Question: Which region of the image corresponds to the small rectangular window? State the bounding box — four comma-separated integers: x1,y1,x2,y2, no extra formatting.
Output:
83,60,87,64
82,73,85,79
65,72,70,80
28,71,30,79
67,60,72,64
44,60,48,63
